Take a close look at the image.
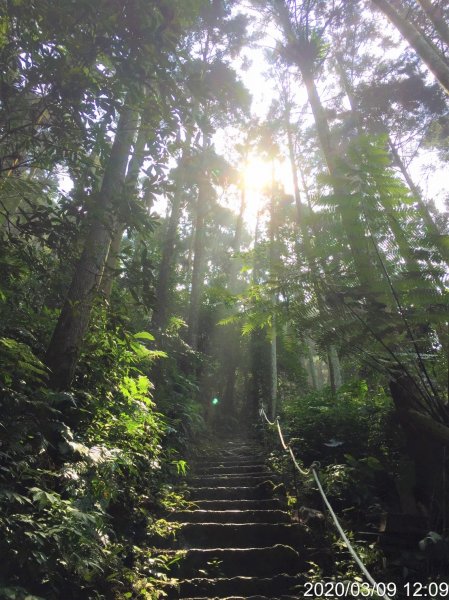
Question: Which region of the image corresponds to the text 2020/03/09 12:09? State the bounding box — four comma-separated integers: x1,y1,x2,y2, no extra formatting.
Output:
304,581,449,597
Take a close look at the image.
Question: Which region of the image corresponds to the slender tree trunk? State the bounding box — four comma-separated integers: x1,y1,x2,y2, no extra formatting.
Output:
100,227,124,300
285,112,328,393
416,0,449,48
45,102,139,389
286,113,309,235
269,163,279,420
152,134,193,330
187,153,210,350
306,338,319,390
295,59,377,292
388,140,449,266
222,180,247,412
337,56,432,276
328,345,342,392
270,318,278,420
371,0,449,95
316,356,325,389
284,99,345,393
285,109,315,259
151,193,183,330
99,112,150,300
250,208,271,416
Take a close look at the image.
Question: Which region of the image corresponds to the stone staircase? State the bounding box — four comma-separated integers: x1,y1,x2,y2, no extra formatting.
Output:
162,436,308,599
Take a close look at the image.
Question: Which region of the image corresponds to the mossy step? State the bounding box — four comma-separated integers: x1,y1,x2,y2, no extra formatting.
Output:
168,509,290,524
197,464,269,475
168,573,305,598
189,480,285,501
168,544,303,578
218,450,263,458
156,522,308,549
188,474,276,487
192,498,283,511
196,457,266,467
188,486,272,501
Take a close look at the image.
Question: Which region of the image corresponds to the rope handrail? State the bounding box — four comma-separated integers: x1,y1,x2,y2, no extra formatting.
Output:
259,406,393,600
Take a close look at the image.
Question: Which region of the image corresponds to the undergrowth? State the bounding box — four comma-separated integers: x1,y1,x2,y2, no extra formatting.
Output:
0,306,201,599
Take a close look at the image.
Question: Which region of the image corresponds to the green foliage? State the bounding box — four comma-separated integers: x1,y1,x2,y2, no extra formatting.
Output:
0,337,48,385
280,380,402,517
283,380,396,464
0,303,194,598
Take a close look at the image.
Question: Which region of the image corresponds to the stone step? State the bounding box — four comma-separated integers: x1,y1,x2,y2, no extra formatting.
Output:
157,522,308,549
197,457,266,467
196,464,268,475
202,440,257,446
168,509,290,524
168,573,305,599
168,544,303,578
188,486,270,501
188,474,276,487
192,498,284,511
214,450,261,458
207,457,265,465
197,451,264,458
163,437,306,600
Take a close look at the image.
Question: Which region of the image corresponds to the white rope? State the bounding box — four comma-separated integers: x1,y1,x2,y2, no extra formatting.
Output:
276,419,289,451
259,406,276,427
312,468,392,600
288,446,310,476
260,406,393,600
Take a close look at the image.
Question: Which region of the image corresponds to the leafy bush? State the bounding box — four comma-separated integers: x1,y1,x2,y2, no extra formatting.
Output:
282,380,396,465
279,380,404,514
0,315,191,599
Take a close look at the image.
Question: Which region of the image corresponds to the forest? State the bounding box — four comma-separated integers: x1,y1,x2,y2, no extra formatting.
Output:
0,0,448,598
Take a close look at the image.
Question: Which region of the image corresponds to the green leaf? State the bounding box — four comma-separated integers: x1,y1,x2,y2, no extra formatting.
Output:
29,487,60,507
133,331,155,341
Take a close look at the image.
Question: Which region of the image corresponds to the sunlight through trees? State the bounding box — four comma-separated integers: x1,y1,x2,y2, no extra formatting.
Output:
0,0,448,597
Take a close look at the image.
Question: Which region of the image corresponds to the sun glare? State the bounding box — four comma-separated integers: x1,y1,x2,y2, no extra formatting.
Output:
243,157,273,191
221,155,294,232
239,157,293,230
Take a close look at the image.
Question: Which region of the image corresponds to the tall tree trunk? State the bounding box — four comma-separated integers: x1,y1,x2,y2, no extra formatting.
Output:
100,228,124,301
250,209,267,415
328,345,342,393
316,355,325,389
284,98,344,393
269,163,279,420
99,112,149,300
336,55,431,276
151,134,193,330
270,318,278,420
222,180,247,413
371,0,449,95
187,153,210,350
416,0,449,48
306,338,319,390
388,140,449,266
284,107,315,262
45,102,139,389
294,57,377,292
151,193,183,330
